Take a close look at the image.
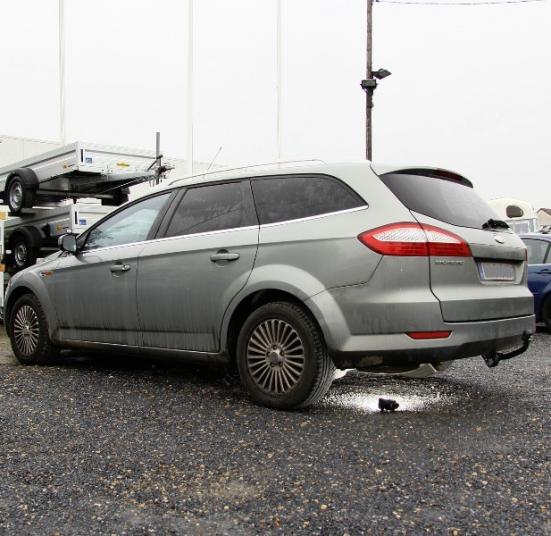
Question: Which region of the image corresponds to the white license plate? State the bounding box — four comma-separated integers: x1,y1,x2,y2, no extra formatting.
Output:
478,261,515,281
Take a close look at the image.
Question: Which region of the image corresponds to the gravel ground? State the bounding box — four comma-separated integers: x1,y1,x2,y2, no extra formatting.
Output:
0,329,549,535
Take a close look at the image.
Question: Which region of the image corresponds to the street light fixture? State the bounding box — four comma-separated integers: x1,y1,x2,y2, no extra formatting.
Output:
373,68,392,80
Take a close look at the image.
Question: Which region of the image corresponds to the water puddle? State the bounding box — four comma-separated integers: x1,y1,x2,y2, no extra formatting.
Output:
321,376,466,413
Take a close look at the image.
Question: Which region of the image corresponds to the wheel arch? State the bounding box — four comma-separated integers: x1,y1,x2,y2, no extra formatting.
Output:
4,285,36,327
5,275,59,341
222,287,326,366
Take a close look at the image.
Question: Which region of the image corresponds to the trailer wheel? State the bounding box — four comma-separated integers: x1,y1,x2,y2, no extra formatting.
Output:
8,227,42,272
6,174,36,214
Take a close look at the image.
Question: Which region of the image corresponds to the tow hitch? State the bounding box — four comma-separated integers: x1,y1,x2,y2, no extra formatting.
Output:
482,332,532,368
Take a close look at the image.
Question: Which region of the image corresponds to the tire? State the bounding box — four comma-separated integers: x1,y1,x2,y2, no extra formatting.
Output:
236,301,335,410
542,296,551,332
6,175,35,214
10,234,38,272
7,294,59,365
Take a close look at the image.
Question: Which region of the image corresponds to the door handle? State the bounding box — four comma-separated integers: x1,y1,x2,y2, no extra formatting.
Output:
110,263,131,273
210,250,240,262
537,269,551,274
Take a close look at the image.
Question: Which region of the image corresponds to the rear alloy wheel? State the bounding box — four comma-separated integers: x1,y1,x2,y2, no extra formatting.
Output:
8,294,59,365
236,302,335,409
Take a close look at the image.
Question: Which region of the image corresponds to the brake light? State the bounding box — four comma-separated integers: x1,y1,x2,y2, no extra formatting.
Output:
358,223,471,257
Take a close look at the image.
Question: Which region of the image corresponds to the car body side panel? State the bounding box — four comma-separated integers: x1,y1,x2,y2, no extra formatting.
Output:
318,258,441,336
136,227,259,352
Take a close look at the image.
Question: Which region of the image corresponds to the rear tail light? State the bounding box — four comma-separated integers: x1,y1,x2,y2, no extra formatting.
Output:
358,223,471,257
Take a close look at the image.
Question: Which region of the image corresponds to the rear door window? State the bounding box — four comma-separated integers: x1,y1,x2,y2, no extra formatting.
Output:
523,239,550,264
251,174,364,225
164,180,257,237
379,171,497,229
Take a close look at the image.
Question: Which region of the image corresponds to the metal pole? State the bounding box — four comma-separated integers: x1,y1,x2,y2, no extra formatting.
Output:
276,0,283,162
58,0,66,145
155,131,161,185
186,0,194,176
366,0,373,161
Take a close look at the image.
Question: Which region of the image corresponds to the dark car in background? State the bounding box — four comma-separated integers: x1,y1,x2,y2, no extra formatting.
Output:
521,234,551,331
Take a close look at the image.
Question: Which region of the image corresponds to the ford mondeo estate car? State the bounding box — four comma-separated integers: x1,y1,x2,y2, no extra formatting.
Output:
4,162,535,409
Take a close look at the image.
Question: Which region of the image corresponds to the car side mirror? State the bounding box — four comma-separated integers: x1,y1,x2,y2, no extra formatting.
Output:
58,233,77,254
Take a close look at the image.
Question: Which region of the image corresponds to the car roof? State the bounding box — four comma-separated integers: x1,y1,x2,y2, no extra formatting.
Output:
154,159,469,191
163,160,366,189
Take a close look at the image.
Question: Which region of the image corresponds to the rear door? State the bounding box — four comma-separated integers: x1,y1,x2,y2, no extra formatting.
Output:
378,169,533,322
136,180,259,352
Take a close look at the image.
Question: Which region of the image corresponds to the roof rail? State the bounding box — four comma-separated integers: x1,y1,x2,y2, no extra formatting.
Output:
169,159,326,185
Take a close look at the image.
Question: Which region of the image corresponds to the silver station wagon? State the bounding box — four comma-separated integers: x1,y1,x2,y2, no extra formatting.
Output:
5,162,535,409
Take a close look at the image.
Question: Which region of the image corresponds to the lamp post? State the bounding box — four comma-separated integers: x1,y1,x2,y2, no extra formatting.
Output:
186,0,194,176
58,0,66,145
360,0,391,161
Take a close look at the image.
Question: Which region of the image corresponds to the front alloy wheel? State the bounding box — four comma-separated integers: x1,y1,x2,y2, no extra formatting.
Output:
13,304,40,357
8,294,59,365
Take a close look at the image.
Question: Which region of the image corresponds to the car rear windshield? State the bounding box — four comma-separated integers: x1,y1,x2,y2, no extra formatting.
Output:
379,171,498,229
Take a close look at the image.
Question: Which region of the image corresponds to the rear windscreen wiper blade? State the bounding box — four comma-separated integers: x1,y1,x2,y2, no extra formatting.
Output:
482,218,510,230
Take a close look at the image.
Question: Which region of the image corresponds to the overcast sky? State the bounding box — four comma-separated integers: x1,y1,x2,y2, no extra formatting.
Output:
0,0,550,207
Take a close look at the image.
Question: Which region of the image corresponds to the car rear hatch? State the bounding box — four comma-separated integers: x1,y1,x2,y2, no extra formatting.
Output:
375,167,533,322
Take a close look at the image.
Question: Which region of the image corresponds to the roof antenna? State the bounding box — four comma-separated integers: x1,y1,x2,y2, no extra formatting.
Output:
206,146,223,173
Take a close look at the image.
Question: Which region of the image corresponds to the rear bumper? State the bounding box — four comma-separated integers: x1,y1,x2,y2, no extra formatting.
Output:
306,288,536,369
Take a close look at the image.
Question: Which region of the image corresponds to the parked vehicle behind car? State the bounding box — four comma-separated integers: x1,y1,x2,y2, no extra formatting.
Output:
4,162,535,409
520,233,551,331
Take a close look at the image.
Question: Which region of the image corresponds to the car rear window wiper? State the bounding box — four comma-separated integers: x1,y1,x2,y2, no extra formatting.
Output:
482,218,510,230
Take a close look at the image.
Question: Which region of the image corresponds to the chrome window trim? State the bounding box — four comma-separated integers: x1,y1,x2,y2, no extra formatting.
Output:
258,205,368,228
80,225,260,255
78,205,368,255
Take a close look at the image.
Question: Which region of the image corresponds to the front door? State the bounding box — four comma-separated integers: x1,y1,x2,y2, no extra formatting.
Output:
53,192,172,345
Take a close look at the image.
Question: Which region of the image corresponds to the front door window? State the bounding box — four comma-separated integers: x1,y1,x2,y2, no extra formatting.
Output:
84,193,171,250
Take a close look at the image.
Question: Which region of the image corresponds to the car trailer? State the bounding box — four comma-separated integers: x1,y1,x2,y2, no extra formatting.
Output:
0,140,172,215
0,138,172,272
2,202,113,273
